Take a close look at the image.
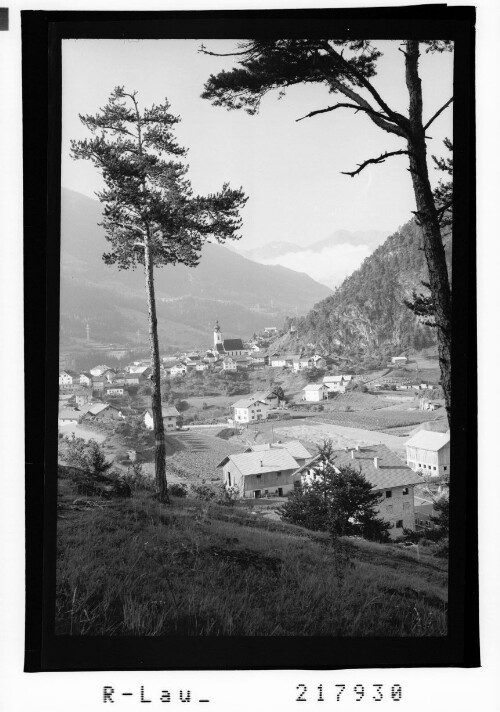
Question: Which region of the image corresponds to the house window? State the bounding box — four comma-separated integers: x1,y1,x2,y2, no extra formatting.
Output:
418,464,422,468
444,466,448,471
227,472,231,486
433,466,437,471
395,520,403,528
402,487,409,495
385,490,392,499
256,474,261,479
277,471,282,476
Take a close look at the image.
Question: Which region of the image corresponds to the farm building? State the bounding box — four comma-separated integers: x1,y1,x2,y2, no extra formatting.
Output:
143,405,180,431
292,356,313,371
217,448,301,498
231,398,270,423
80,402,123,421
251,390,280,408
302,383,329,402
405,430,450,477
391,355,408,365
294,444,423,538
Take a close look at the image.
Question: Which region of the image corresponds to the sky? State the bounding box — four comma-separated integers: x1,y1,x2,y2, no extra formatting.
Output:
62,39,453,285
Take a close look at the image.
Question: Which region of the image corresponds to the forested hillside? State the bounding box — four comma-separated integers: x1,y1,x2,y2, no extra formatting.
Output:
284,219,451,365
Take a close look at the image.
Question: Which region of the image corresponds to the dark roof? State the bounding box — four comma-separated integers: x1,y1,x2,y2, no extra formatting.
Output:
223,338,245,351
215,344,224,353
330,444,423,490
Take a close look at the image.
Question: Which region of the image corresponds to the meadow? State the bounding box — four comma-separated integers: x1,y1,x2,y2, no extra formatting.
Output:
56,472,448,637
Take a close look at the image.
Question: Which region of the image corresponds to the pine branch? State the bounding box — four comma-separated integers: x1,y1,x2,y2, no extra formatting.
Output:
424,97,453,130
296,101,395,124
341,150,408,177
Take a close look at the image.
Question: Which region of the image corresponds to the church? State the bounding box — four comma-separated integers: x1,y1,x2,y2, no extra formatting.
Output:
211,320,247,358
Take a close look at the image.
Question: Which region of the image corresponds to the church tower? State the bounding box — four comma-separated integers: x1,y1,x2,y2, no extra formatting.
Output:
214,320,223,348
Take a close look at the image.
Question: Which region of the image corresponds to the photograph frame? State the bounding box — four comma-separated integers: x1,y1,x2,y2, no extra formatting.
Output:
22,6,478,672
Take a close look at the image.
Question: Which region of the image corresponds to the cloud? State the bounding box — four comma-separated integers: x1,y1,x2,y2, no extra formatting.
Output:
260,242,372,289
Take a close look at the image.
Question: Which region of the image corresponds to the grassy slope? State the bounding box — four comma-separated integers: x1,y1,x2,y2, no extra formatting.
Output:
57,478,447,637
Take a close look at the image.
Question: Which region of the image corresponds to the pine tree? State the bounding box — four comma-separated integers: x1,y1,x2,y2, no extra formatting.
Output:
71,87,247,501
201,40,453,423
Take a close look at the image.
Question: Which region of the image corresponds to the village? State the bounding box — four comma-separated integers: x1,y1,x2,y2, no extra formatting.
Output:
58,320,450,538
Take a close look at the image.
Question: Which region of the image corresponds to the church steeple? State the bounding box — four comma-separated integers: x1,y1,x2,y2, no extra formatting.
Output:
214,320,223,347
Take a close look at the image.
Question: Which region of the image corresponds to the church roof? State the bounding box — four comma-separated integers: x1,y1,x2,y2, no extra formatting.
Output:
223,338,245,351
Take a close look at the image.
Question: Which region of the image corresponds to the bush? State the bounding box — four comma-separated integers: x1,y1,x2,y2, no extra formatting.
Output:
122,463,154,493
168,482,188,498
190,483,218,501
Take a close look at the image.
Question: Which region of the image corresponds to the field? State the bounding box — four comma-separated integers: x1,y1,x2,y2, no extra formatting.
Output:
311,408,445,431
56,478,448,636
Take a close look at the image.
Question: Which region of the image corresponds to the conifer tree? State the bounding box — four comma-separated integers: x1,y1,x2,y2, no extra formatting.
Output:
71,87,247,501
201,40,453,422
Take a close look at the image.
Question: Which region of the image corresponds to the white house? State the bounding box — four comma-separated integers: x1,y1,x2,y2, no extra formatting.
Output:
169,362,187,377
90,364,112,377
59,370,77,388
217,448,302,498
302,383,329,402
323,375,346,394
222,357,238,371
391,355,408,365
294,443,423,538
405,430,450,477
232,398,269,423
143,405,180,431
293,357,313,372
105,384,125,397
79,372,92,387
245,440,312,469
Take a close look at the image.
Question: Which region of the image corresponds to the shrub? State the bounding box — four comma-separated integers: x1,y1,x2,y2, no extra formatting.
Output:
168,482,188,498
122,463,154,493
190,483,218,501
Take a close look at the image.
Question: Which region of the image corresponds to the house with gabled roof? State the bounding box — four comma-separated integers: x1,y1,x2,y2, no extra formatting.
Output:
143,405,180,431
245,440,312,468
90,364,112,377
251,390,280,409
294,443,423,537
80,402,123,421
231,397,269,423
405,430,450,477
217,448,301,498
59,370,78,388
302,383,329,401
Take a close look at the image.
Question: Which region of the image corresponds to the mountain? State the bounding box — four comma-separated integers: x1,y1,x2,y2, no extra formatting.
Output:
231,229,390,288
59,189,332,351
279,219,451,365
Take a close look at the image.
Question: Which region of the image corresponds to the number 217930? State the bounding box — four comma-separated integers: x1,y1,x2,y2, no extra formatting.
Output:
296,684,403,703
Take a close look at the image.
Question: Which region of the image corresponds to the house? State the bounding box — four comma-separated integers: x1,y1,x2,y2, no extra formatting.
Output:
264,326,278,336
391,355,408,365
251,391,280,409
248,353,268,367
128,364,150,375
311,355,327,369
245,440,312,468
323,375,347,394
231,398,270,423
414,502,437,531
217,448,301,498
59,370,78,388
90,364,112,377
143,405,180,431
58,408,80,425
302,383,329,402
105,384,126,397
212,321,248,358
293,356,313,372
195,362,210,372
75,389,92,407
169,362,187,377
294,444,423,537
270,355,287,368
79,372,92,387
222,357,238,371
92,376,106,393
123,372,144,386
80,402,123,421
405,430,450,477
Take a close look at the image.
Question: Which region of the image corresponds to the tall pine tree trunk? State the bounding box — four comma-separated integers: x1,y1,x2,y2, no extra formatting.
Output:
144,239,169,502
405,40,452,425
